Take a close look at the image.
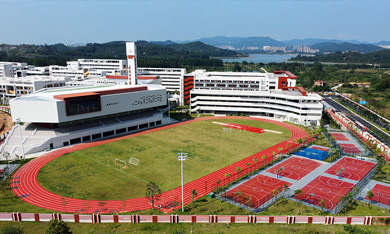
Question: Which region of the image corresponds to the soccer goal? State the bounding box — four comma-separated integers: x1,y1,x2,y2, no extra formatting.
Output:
129,157,140,166
115,158,127,169
222,127,232,133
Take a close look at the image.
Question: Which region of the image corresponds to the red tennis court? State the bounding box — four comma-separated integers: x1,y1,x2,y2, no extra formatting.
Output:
311,146,329,152
223,175,291,209
266,156,322,181
339,144,361,154
294,176,355,210
365,184,390,206
324,157,376,181
330,133,349,141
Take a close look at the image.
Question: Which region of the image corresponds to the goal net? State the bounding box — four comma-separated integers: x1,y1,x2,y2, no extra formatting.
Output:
115,158,127,169
129,157,140,166
222,127,232,133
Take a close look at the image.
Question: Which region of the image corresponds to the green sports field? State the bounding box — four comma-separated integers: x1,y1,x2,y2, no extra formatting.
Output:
37,119,291,200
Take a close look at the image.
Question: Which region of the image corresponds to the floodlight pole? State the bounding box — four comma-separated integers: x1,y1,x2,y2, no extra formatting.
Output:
177,150,188,212
16,118,25,160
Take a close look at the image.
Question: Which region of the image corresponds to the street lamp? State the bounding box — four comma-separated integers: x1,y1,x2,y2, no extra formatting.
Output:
16,118,25,160
177,150,188,212
308,193,315,205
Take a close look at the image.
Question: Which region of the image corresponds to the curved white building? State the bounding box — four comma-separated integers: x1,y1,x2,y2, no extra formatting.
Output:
190,70,322,126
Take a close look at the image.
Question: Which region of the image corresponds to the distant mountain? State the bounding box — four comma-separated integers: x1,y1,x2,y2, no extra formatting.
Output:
149,40,177,46
291,49,390,65
310,42,383,53
376,41,390,45
195,36,285,50
165,41,243,57
282,38,344,46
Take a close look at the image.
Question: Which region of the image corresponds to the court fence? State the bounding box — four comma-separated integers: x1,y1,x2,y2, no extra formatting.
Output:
210,138,315,195
219,185,289,213
0,163,19,183
333,162,378,214
0,212,384,225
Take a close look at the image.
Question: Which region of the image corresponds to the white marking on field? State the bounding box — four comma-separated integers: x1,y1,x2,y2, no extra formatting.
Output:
212,121,282,134
263,129,282,134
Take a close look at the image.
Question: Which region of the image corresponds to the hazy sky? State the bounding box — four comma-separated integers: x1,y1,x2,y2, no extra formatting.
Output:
1,0,389,44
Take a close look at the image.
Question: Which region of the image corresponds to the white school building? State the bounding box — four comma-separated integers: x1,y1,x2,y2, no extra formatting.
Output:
190,70,323,126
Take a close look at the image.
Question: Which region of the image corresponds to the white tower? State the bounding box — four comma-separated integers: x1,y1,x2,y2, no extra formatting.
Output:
126,42,138,85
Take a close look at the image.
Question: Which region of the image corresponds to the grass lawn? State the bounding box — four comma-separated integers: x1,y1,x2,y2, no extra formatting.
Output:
1,221,390,234
37,119,291,200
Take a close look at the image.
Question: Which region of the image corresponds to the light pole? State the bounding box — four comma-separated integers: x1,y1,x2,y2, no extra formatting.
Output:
16,118,25,160
308,193,315,205
177,150,188,212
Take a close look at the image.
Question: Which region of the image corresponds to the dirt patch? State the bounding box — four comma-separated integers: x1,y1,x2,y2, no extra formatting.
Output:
0,111,13,136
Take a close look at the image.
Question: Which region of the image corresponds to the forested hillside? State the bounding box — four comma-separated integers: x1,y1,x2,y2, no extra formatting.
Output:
291,49,390,66
0,41,242,68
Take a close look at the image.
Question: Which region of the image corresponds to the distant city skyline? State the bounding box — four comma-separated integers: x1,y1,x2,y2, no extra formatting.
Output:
0,0,389,45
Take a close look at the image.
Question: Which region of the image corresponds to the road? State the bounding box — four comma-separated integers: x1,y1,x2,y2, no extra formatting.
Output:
323,96,390,147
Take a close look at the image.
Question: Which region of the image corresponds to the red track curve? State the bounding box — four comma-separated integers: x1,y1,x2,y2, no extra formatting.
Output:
11,117,308,214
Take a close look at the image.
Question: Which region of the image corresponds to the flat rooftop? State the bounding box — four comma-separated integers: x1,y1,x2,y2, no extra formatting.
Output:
12,84,165,102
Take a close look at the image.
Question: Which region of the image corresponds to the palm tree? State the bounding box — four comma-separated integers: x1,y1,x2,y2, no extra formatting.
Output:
294,189,303,199
367,190,374,206
319,199,326,212
191,189,198,202
253,157,258,170
235,167,243,180
246,162,251,175
262,155,267,166
234,191,241,203
225,173,231,186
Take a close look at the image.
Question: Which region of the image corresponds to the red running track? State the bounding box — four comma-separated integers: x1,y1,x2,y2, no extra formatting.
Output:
11,117,308,214
266,156,322,181
294,176,355,210
223,175,291,209
324,157,376,181
365,184,390,206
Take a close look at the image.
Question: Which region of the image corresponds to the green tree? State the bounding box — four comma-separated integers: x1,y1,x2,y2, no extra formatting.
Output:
233,63,241,72
145,181,162,210
319,199,326,213
294,189,303,199
45,220,72,234
191,189,198,202
235,167,243,179
253,157,258,170
225,173,231,186
246,162,251,174
262,155,267,166
1,226,24,234
382,163,390,180
366,190,374,205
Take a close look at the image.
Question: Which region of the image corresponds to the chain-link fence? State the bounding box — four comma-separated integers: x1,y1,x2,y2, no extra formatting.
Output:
0,163,20,182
